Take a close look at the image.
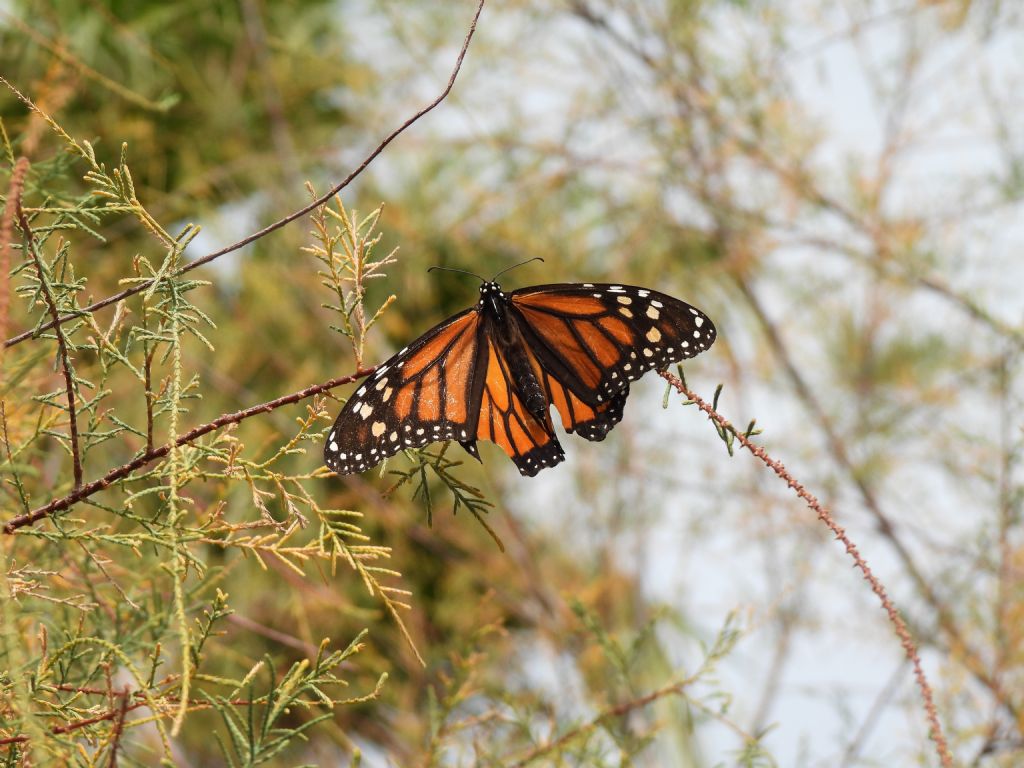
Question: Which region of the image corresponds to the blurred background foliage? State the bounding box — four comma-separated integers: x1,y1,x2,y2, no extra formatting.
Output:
1,0,1023,765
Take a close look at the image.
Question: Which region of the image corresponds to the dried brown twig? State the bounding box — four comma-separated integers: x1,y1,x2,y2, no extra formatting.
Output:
1,0,487,351
660,370,953,768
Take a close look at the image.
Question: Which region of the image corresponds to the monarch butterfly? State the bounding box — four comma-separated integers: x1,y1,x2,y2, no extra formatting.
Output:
324,264,716,477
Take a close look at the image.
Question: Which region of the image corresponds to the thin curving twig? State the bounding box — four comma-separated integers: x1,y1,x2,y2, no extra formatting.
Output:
2,0,487,350
660,370,953,768
15,157,84,488
2,368,375,534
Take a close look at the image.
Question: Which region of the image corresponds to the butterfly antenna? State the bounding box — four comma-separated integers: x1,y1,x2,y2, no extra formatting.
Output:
427,265,487,282
490,257,544,282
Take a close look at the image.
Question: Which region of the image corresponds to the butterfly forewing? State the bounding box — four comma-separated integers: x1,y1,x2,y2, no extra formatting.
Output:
510,283,716,406
323,309,482,473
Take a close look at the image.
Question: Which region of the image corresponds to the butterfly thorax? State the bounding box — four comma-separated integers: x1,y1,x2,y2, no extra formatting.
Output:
479,281,547,418
477,280,508,320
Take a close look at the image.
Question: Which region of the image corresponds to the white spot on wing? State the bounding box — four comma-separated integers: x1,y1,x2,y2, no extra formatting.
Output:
371,421,386,438
646,327,662,342
359,403,373,419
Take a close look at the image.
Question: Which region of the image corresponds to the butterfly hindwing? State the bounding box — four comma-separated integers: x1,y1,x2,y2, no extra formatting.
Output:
323,309,482,473
539,365,629,442
510,283,716,407
470,338,565,476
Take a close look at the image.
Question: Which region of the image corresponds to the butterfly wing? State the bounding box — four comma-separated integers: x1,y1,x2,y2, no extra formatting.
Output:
469,335,565,477
323,308,483,474
510,282,715,437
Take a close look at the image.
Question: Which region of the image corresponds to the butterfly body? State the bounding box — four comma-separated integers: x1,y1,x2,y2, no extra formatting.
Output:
481,298,547,417
324,280,715,477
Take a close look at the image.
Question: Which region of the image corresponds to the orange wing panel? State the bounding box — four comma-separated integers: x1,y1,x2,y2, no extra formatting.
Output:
515,308,602,388
401,313,475,379
514,293,605,315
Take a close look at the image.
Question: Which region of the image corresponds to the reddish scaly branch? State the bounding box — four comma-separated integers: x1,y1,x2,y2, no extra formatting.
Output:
1,0,487,351
660,370,953,768
0,689,263,748
2,368,375,534
0,701,151,748
108,685,131,768
15,159,84,488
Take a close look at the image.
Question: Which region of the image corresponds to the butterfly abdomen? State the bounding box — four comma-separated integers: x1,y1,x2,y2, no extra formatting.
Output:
484,297,549,420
